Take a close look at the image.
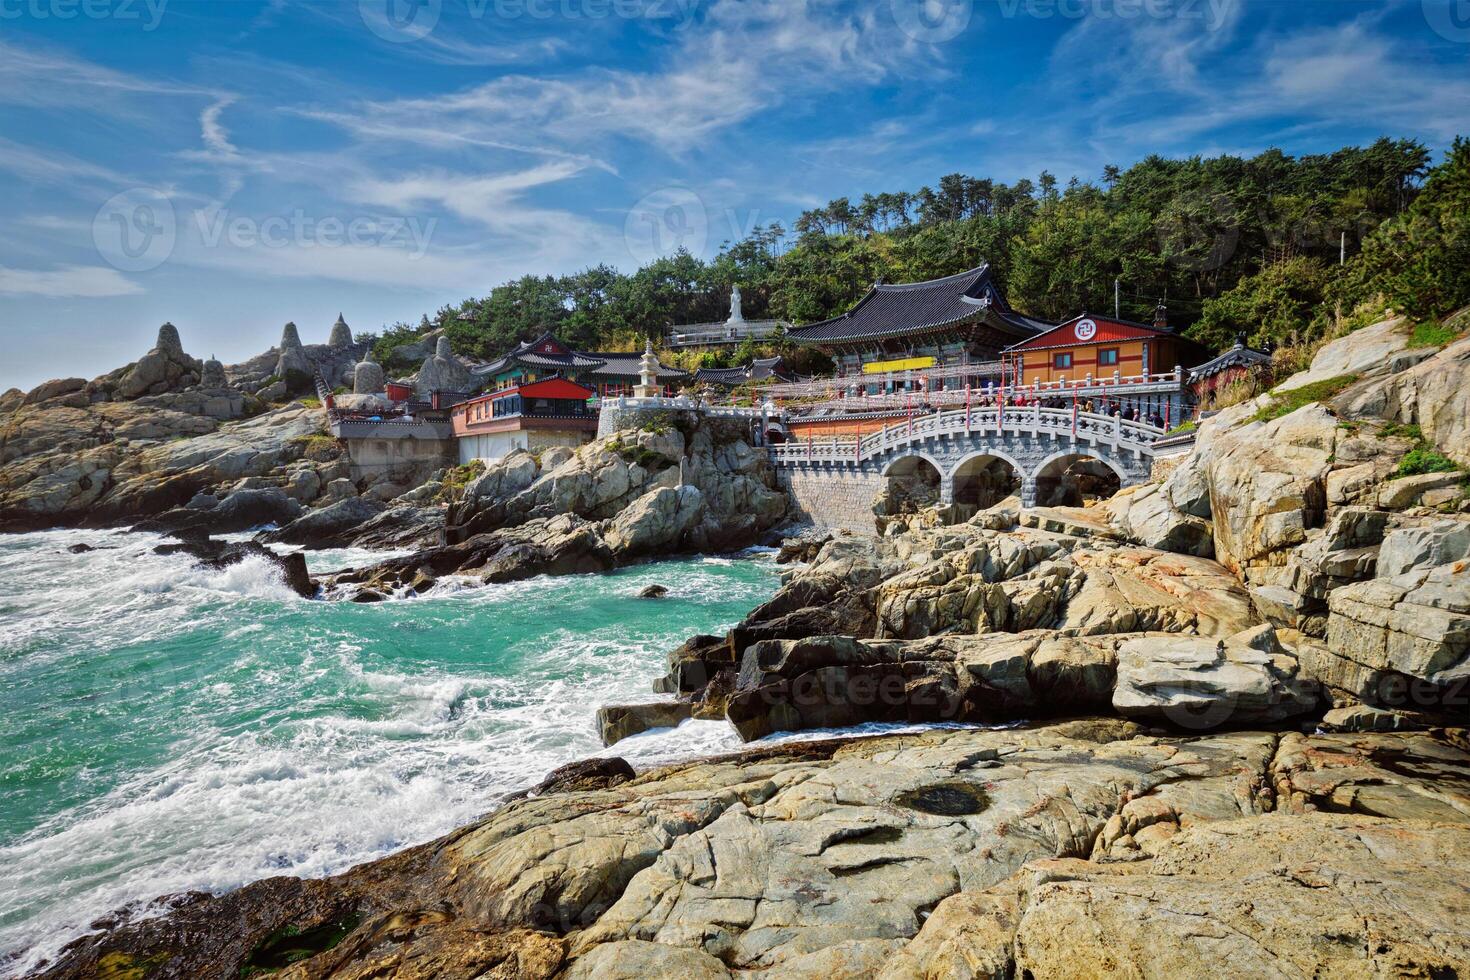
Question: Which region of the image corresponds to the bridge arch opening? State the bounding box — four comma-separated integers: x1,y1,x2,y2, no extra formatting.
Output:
952,453,1023,511
875,454,942,521
1033,452,1124,507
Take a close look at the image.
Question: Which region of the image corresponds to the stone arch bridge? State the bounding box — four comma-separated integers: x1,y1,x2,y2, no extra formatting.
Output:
769,405,1165,533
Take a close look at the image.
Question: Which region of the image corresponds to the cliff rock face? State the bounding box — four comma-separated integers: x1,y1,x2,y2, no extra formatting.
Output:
0,403,325,531
324,419,788,597
449,418,786,553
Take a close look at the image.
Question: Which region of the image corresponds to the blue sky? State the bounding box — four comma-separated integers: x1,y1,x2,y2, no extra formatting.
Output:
2,0,1469,390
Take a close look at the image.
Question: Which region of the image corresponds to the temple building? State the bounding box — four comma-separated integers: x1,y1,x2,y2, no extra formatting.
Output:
785,264,1051,391
451,377,598,464
1188,335,1274,408
1001,306,1212,386
469,332,688,398
692,356,800,390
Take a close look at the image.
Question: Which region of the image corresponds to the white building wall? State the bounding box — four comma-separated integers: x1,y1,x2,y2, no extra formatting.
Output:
458,431,529,465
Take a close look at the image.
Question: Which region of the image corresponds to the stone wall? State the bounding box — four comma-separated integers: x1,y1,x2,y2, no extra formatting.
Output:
595,404,702,439
777,466,884,535
344,433,456,484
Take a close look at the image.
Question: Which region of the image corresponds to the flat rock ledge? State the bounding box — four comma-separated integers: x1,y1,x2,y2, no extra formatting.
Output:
30,722,1470,979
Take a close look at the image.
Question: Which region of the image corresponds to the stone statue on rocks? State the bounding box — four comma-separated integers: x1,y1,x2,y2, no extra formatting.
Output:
354,353,386,395
280,321,302,349
117,322,203,399
200,355,227,388
415,336,470,397
328,313,353,348
274,321,314,392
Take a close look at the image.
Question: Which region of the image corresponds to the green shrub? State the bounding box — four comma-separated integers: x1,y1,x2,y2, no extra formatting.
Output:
1165,420,1197,436
1409,320,1461,349
1395,447,1460,478
1253,374,1359,423
1379,422,1424,441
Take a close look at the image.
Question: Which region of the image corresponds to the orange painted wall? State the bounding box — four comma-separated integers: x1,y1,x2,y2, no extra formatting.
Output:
787,414,906,439
1017,338,1151,385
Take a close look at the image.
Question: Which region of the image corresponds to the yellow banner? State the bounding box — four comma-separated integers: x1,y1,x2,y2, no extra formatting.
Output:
862,356,935,375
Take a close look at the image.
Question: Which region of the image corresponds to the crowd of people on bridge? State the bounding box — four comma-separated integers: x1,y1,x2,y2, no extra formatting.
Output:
900,390,1168,430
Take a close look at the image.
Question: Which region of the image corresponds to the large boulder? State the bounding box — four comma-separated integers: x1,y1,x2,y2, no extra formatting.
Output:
1111,631,1317,727
21,377,87,407
1202,403,1339,582
260,496,384,548
1332,335,1470,466
1319,559,1470,712
1105,481,1214,557
117,323,203,399
596,702,694,746
133,487,303,536
604,485,705,557
1276,315,1413,391
153,534,315,598
1377,519,1470,579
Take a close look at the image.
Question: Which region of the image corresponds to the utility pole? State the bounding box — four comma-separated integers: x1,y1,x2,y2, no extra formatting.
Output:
1340,231,1346,266
1114,279,1120,319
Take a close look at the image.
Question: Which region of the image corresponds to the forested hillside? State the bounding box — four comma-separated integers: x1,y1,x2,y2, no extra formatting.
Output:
382,137,1470,367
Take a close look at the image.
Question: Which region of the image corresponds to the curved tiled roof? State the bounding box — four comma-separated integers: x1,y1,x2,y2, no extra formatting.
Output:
580,352,689,379
693,366,748,384
787,265,1048,346
693,356,797,387
1189,342,1272,382
470,338,607,378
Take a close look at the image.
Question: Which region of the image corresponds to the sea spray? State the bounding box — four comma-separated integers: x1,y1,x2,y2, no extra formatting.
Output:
0,529,780,973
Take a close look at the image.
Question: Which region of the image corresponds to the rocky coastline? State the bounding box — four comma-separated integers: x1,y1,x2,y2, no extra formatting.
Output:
6,317,1470,977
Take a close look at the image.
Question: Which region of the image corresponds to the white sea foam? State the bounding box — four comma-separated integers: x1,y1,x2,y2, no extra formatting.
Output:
1,533,813,973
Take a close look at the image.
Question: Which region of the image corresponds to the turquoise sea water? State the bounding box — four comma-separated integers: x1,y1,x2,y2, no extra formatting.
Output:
0,527,783,973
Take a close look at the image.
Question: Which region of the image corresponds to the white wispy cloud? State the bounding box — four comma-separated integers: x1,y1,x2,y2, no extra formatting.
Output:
199,97,240,158
310,0,931,157
0,40,222,108
0,137,135,188
0,265,142,298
